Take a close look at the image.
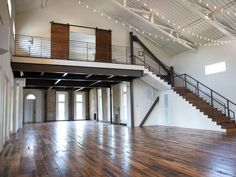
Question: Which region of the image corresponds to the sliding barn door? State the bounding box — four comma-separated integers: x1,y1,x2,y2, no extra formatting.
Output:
95,29,112,63
51,22,69,59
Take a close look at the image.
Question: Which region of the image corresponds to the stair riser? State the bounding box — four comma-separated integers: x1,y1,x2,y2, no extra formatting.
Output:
173,87,236,133
213,119,234,124
220,124,236,129
226,129,236,133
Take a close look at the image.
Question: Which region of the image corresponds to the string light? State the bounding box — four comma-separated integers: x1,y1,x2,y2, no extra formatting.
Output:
77,0,233,47
131,0,233,44
195,0,236,17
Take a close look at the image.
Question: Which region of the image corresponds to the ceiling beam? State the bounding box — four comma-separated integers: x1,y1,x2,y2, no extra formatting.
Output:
11,62,143,77
13,72,135,82
128,7,151,14
26,79,118,88
179,0,236,39
41,0,48,8
112,0,197,51
117,17,161,47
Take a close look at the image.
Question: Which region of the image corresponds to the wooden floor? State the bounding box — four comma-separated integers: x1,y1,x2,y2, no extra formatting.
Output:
1,121,236,177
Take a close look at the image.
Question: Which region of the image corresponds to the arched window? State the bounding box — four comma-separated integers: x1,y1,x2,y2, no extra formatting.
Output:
26,94,36,100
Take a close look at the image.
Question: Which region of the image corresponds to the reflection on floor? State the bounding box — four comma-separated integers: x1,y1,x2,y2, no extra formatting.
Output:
0,121,236,177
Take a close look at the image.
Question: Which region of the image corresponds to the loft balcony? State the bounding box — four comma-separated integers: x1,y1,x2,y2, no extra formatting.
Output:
13,34,134,64
12,32,171,90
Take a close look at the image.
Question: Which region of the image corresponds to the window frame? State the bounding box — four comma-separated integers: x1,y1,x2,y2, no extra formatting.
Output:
205,61,226,75
74,92,86,120
56,91,68,121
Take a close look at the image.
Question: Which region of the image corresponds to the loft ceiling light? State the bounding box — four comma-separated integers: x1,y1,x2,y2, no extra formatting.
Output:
130,0,234,43
76,0,233,47
142,14,150,19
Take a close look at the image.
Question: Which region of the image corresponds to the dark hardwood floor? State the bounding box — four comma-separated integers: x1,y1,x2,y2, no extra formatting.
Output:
1,121,236,177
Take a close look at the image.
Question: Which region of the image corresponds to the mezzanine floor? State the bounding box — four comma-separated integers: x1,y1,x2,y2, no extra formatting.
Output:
0,121,236,177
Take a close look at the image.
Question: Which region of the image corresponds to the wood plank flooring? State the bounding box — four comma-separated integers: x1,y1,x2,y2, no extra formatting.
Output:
1,121,236,177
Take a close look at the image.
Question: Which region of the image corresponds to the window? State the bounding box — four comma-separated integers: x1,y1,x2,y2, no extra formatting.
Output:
121,84,128,124
205,61,226,75
13,20,15,39
7,0,12,18
26,94,36,100
97,89,103,121
56,92,68,120
74,92,85,120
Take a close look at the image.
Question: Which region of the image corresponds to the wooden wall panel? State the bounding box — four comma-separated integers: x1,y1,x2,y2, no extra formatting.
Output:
95,29,112,63
51,23,69,59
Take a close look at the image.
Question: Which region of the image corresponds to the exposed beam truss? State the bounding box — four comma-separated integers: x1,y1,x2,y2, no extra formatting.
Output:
117,17,161,47
179,0,236,39
26,79,118,88
41,0,48,8
13,72,135,82
114,0,197,51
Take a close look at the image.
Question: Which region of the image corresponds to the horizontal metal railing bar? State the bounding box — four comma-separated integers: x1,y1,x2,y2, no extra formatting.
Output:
177,74,236,106
175,75,229,110
134,55,167,76
175,75,235,118
143,51,171,71
184,78,226,106
15,34,130,49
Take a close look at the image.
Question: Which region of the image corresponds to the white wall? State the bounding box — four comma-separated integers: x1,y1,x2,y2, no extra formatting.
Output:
132,78,224,132
13,79,25,132
23,89,45,123
132,79,159,127
0,52,15,152
0,0,16,51
170,41,236,111
0,0,22,152
15,0,170,62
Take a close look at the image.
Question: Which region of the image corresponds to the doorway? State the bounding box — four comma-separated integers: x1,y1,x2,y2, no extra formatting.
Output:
24,94,36,123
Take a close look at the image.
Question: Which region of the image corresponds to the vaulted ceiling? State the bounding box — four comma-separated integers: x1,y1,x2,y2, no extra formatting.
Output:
15,0,236,56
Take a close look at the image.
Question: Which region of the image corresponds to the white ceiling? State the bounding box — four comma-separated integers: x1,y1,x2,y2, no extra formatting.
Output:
15,0,236,56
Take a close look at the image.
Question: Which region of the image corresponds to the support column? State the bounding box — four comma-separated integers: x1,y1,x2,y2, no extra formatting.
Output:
68,90,74,121
130,80,135,128
44,90,47,122
151,12,155,24
86,90,90,120
129,32,134,64
110,87,113,124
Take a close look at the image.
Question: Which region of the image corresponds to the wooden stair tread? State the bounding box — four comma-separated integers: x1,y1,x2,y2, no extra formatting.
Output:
226,128,236,133
173,87,236,133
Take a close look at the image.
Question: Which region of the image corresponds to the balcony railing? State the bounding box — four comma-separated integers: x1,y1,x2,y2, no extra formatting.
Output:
14,34,145,65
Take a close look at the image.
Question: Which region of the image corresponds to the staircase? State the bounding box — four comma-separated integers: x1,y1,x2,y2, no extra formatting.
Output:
173,87,236,133
130,32,236,133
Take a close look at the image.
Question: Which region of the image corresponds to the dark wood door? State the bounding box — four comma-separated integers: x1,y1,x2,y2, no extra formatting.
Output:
51,22,69,59
95,29,112,63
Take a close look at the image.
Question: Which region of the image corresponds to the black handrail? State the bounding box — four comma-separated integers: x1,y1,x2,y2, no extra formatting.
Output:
174,74,236,119
132,35,170,75
175,75,226,109
178,74,236,106
133,55,168,78
130,33,173,84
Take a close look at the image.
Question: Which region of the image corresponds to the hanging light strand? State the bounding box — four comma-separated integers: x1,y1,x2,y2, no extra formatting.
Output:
77,1,233,47
133,0,234,44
